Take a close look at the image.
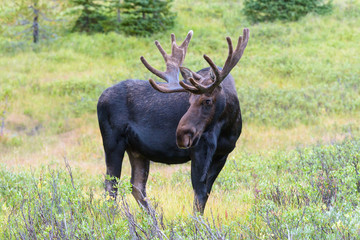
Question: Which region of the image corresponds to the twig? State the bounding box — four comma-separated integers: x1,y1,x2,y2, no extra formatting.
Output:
64,156,75,189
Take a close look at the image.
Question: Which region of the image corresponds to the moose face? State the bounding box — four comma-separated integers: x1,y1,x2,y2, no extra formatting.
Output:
176,72,226,149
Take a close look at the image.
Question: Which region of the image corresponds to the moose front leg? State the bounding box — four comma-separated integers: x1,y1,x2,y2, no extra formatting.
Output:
190,137,217,214
206,154,228,195
191,162,209,214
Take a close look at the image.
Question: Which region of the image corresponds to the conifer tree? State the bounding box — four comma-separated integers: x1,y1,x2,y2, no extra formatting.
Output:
71,0,107,33
244,0,332,23
120,0,175,36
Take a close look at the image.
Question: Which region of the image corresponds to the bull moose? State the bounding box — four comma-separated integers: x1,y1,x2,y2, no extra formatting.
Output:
97,28,249,214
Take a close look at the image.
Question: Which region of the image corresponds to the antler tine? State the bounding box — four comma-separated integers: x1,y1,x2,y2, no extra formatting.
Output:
221,36,235,77
155,40,168,62
179,80,202,94
149,78,187,93
203,54,221,81
171,33,176,45
180,30,193,49
188,77,210,92
140,56,167,80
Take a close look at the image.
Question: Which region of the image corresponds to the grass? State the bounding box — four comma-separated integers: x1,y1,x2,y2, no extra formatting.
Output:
1,138,360,238
1,0,360,238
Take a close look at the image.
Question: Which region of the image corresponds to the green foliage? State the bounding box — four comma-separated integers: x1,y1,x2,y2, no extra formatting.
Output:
0,164,131,238
71,0,108,33
239,80,360,128
241,138,360,238
100,0,122,32
69,0,176,35
38,78,107,116
243,0,333,23
1,138,360,238
0,163,236,238
120,0,176,36
1,0,68,43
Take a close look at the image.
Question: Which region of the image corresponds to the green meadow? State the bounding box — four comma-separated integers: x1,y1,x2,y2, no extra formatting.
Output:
1,0,360,238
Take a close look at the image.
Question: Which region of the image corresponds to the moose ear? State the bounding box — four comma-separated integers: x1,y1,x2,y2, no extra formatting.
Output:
180,67,194,80
209,68,216,82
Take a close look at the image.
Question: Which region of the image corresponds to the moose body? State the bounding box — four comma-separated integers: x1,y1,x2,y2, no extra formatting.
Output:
98,29,249,213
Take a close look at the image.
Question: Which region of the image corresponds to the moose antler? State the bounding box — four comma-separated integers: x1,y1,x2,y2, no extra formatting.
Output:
180,28,250,94
140,31,193,93
142,28,249,94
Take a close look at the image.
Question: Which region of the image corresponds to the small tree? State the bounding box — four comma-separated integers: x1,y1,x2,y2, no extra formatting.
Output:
243,0,333,23
2,0,66,43
120,0,176,36
71,0,108,33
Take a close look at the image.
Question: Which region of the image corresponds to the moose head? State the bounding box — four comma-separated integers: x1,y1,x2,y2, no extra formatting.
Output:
141,29,249,149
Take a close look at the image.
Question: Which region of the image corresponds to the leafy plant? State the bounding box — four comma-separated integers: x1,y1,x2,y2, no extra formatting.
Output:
0,161,238,239
243,138,360,238
120,0,176,36
243,0,333,23
100,0,123,32
71,0,108,33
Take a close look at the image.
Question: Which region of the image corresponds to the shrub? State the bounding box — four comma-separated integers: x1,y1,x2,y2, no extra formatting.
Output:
69,0,176,35
71,0,108,33
243,138,360,238
0,162,235,239
120,0,176,36
243,0,333,23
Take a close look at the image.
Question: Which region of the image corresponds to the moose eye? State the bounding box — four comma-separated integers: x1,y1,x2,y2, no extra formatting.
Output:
202,99,212,106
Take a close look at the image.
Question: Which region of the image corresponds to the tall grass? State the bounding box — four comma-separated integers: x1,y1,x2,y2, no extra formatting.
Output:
1,138,359,238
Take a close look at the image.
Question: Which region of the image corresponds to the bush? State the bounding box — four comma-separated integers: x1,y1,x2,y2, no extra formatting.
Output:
243,0,333,23
242,138,360,238
120,0,176,36
0,162,235,239
71,0,108,33
69,0,176,36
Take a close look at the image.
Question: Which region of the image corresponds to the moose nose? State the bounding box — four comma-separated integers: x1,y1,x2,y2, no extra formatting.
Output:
176,127,196,149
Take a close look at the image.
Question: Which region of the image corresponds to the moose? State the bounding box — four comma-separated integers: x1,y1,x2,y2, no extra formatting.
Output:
97,28,249,214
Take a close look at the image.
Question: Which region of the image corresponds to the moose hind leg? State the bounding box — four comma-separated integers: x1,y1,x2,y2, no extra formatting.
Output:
128,151,150,210
104,139,126,199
